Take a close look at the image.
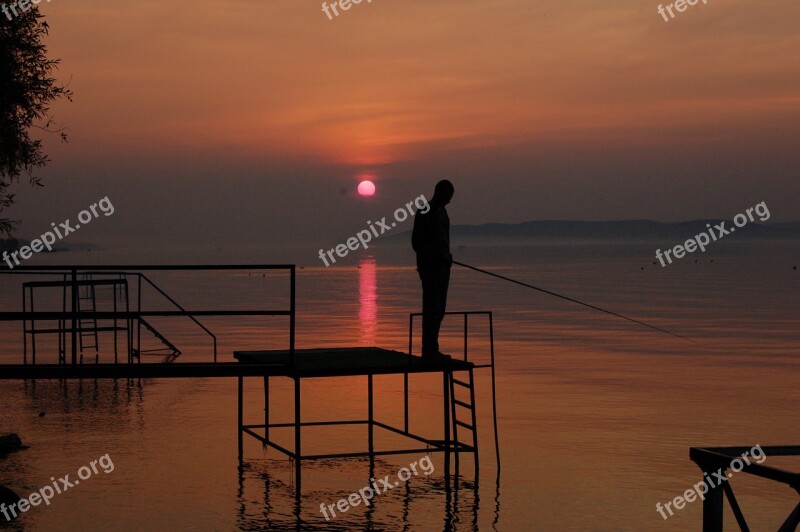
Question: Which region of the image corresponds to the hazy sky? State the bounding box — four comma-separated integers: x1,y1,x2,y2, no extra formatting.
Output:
9,0,800,251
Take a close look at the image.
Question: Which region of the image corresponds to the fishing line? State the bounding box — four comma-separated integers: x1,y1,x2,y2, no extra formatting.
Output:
453,260,693,342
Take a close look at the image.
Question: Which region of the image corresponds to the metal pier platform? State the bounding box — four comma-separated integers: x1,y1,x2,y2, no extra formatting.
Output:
0,265,501,496
234,346,474,375
233,346,491,494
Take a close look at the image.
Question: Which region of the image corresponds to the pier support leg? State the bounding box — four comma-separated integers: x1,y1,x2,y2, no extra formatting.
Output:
368,374,374,463
778,501,800,532
237,376,243,460
294,377,301,495
702,471,724,532
443,371,451,484
264,375,269,450
404,372,409,433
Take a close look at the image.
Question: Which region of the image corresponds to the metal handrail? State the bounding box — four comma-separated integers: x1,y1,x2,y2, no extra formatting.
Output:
690,445,800,531
406,310,501,474
0,265,296,366
136,272,217,361
409,310,494,363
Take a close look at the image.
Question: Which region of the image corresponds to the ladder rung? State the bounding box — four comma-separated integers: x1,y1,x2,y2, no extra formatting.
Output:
455,420,474,431
453,398,473,409
451,378,471,388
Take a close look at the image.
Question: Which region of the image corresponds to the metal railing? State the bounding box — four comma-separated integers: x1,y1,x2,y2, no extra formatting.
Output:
0,265,296,365
136,272,217,361
407,310,501,473
690,445,800,531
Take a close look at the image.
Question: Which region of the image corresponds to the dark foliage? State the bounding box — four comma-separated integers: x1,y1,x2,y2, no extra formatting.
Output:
0,7,71,235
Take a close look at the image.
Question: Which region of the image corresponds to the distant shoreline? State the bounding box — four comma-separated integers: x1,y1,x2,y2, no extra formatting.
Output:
388,219,800,241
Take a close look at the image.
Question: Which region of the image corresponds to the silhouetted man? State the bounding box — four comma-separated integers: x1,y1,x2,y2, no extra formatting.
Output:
412,180,454,360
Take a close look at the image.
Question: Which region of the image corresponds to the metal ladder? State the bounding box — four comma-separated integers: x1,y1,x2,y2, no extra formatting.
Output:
408,310,501,480
449,367,479,471
77,274,100,363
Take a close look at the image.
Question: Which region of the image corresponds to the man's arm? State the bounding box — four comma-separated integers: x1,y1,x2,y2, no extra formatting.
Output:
412,211,427,254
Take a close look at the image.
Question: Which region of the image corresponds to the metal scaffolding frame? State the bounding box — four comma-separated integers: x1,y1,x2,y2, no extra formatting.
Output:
237,312,501,495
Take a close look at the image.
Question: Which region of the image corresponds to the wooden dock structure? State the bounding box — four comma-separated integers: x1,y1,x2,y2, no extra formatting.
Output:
0,265,501,494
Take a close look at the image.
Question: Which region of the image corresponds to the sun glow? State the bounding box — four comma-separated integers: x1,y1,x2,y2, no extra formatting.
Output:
357,180,376,197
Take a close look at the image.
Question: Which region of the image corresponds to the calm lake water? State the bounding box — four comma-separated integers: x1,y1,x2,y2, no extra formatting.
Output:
1,239,799,530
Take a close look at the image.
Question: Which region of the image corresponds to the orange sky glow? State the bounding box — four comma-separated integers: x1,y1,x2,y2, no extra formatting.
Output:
7,0,799,247
43,0,800,166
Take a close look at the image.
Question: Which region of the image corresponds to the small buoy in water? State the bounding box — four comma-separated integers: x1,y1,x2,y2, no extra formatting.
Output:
0,485,21,519
0,434,23,455
38,412,45,417
641,266,644,270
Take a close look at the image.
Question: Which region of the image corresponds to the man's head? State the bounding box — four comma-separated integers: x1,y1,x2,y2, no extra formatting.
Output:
432,180,454,206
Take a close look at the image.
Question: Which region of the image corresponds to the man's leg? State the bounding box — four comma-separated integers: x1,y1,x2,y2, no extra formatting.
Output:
419,268,441,356
432,266,451,353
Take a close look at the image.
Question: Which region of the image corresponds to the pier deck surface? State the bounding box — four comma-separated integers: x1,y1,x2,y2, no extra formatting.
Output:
0,347,472,380
234,347,472,377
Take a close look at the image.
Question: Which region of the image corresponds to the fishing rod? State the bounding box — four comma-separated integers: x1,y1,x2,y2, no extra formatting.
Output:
453,260,693,342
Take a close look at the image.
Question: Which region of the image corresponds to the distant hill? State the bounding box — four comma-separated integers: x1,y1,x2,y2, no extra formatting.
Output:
0,238,89,253
390,220,800,241
0,238,29,252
